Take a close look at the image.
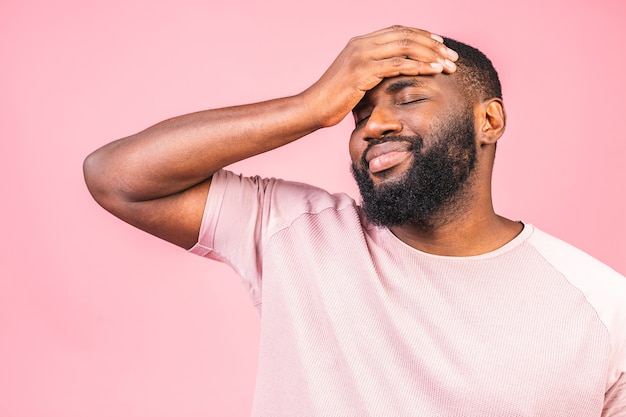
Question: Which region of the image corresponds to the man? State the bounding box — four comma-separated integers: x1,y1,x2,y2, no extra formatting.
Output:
84,26,625,416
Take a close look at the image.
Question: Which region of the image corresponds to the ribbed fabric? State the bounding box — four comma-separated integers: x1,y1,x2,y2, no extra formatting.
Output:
189,169,626,417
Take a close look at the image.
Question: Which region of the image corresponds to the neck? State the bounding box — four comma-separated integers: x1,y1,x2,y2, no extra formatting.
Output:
389,187,522,257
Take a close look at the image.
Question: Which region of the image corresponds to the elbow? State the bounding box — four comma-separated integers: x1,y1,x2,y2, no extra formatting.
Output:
83,149,120,210
83,150,105,203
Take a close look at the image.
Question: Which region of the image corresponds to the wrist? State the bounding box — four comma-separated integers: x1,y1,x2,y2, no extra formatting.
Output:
297,87,345,129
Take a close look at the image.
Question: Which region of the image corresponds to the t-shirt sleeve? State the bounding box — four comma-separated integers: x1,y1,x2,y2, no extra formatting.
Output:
187,169,356,306
603,371,626,416
528,228,626,414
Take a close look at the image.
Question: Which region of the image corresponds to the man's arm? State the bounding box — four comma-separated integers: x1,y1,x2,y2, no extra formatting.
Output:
83,26,458,249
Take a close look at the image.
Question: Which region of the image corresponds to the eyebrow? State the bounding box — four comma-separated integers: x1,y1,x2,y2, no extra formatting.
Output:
385,78,428,94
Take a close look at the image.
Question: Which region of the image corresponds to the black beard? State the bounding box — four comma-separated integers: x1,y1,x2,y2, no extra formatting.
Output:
351,108,477,228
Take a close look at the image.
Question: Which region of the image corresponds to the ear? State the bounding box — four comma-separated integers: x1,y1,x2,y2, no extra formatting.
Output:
476,98,506,146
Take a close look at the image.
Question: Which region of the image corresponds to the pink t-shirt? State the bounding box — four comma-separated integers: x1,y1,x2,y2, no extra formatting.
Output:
190,169,626,417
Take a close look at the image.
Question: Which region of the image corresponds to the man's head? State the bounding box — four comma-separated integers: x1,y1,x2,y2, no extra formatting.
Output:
442,37,502,103
349,37,505,229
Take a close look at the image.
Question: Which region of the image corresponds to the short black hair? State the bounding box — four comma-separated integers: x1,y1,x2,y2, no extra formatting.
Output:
442,37,502,102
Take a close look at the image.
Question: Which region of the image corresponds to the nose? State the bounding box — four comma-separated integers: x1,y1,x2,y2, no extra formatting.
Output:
362,106,402,141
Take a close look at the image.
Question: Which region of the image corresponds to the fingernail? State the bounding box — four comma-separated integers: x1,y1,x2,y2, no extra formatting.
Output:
430,62,444,70
447,48,459,61
430,33,444,43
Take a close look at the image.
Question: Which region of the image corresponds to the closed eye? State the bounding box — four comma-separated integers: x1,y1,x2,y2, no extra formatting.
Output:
397,96,427,106
355,115,370,125
353,109,371,126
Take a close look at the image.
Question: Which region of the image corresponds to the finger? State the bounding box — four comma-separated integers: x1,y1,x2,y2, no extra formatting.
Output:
365,38,457,73
375,56,446,78
365,25,458,62
361,25,433,42
353,57,446,92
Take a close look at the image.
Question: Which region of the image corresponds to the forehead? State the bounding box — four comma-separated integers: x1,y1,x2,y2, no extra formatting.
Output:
358,73,462,106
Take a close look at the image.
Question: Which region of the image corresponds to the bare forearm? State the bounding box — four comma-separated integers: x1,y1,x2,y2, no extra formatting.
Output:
84,92,320,203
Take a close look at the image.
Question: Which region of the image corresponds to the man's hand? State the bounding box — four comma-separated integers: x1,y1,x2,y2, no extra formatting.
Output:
303,25,459,128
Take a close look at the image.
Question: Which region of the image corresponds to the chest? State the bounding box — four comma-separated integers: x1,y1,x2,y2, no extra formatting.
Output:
258,231,609,416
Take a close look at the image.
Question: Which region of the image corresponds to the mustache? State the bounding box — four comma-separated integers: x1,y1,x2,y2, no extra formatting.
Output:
360,135,424,168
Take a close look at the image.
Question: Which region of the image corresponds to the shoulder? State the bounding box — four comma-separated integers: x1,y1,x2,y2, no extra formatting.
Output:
212,168,357,213
208,169,363,239
525,225,626,387
525,226,626,291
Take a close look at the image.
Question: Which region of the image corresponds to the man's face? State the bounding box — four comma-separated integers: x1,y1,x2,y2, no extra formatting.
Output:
349,74,477,227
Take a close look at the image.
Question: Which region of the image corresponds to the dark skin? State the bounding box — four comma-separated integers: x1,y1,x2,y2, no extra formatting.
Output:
349,73,522,255
84,25,520,255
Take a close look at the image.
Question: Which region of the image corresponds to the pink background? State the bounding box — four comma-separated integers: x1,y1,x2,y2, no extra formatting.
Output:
1,0,625,415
